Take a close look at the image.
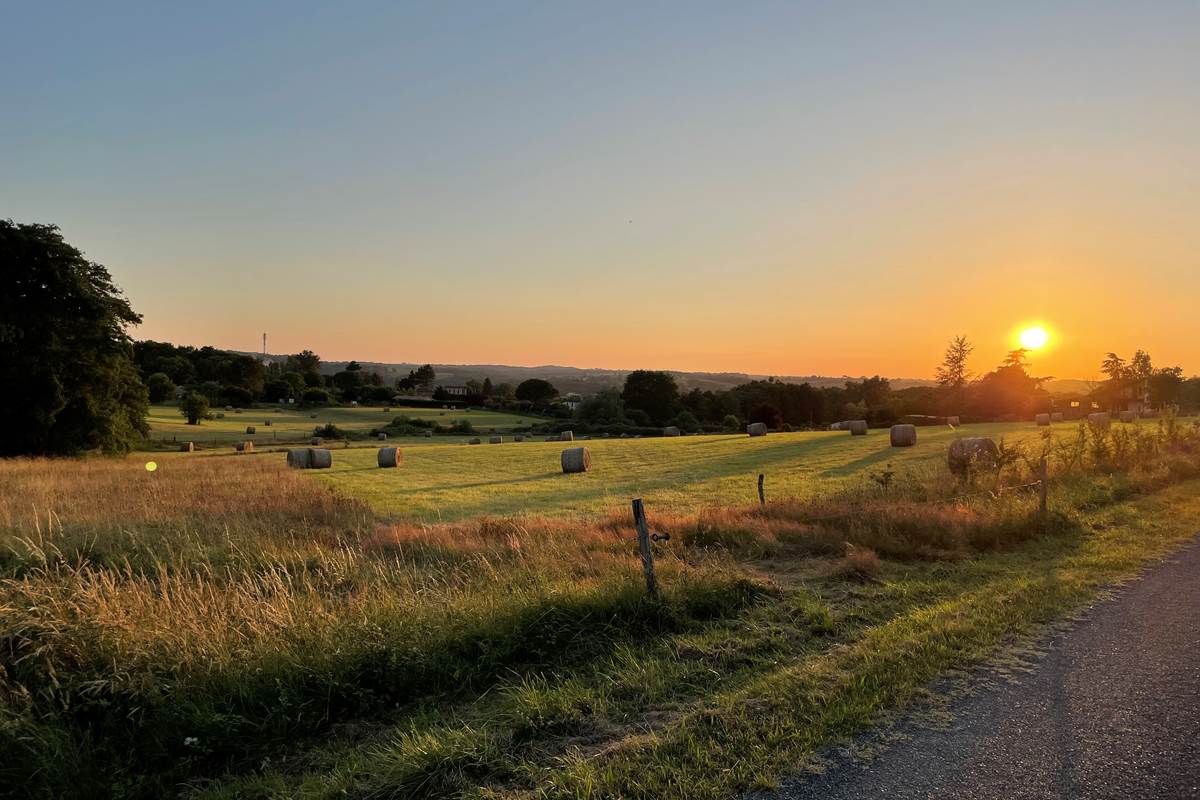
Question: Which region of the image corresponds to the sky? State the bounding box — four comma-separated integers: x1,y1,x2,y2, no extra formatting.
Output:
3,1,1198,380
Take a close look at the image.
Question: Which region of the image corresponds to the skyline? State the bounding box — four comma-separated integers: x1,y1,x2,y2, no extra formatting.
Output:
4,2,1199,379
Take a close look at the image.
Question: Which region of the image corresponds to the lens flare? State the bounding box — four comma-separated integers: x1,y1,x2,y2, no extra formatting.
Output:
1019,326,1049,350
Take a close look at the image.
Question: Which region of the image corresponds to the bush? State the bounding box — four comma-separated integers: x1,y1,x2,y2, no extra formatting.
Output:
315,423,346,439
669,411,700,433
721,414,741,432
223,386,254,407
445,419,476,434
303,388,333,405
178,392,210,425
146,372,176,403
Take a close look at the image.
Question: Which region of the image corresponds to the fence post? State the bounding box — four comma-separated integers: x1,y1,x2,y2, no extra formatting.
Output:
631,498,659,599
758,473,765,506
1039,455,1049,516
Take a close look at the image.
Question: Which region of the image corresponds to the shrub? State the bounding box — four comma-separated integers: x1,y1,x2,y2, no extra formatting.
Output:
178,391,210,425
223,386,254,407
721,414,741,431
303,388,333,405
145,372,175,403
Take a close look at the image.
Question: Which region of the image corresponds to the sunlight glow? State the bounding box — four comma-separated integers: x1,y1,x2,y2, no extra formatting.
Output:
1019,326,1049,350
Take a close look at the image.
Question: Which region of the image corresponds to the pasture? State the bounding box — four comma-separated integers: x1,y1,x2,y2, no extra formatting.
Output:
311,419,1157,521
143,402,544,448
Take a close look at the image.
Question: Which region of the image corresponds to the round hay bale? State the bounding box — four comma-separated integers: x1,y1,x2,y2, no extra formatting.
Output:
1119,410,1137,423
1035,413,1051,426
378,432,388,441
424,430,434,438
747,422,768,437
469,437,482,445
1088,412,1111,429
286,448,312,469
179,441,194,452
848,420,868,436
545,435,559,442
1050,412,1064,423
514,435,525,442
948,437,999,475
561,446,592,474
234,408,242,413
264,420,272,426
889,424,916,447
310,437,322,445
663,426,681,437
489,435,503,444
245,426,256,434
224,405,233,411
946,415,960,426
560,430,575,442
235,441,254,453
308,448,332,469
310,413,318,418
377,447,403,468
216,412,225,418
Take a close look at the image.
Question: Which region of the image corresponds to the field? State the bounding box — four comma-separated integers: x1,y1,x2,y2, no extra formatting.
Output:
143,403,545,449
4,415,1200,799
312,419,1162,521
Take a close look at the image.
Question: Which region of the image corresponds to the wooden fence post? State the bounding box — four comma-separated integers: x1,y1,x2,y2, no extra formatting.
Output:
631,498,658,599
757,473,765,506
1039,455,1049,516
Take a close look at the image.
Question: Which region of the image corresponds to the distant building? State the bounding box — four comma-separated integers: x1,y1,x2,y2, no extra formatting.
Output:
441,385,468,397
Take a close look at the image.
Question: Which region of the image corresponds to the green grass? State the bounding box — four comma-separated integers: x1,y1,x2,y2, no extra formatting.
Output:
143,403,545,449
313,419,1163,522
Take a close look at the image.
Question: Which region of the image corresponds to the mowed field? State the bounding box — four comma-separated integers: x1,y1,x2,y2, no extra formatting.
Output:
311,419,1170,522
144,403,545,448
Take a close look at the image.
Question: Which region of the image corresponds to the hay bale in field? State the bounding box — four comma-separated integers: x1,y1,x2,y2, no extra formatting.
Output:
1088,412,1111,429
235,441,254,453
225,405,233,411
1120,410,1137,423
469,437,482,445
264,420,272,426
946,416,960,426
286,448,312,469
377,447,402,468
663,426,681,437
544,435,559,442
848,420,868,436
424,430,434,438
310,413,318,418
515,435,525,442
274,408,282,413
350,401,358,407
561,446,592,474
179,441,194,452
234,408,242,413
378,432,388,440
246,425,256,434
889,424,916,447
1051,412,1064,422
383,407,391,413
948,437,999,475
310,437,322,445
747,422,768,437
489,435,503,444
216,412,225,419
1035,413,1051,426
308,448,332,469
560,430,575,442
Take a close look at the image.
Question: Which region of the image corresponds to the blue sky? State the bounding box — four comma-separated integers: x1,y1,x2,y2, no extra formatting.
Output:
4,2,1198,377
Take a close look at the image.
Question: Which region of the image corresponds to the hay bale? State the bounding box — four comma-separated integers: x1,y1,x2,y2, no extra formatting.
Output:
224,405,233,411
216,412,225,419
383,407,391,413
179,441,194,452
663,426,681,437
889,424,916,447
1035,413,1051,426
561,446,592,474
310,413,318,418
377,447,403,468
489,435,503,444
560,430,575,442
1088,412,1111,429
1051,412,1064,422
235,441,254,453
948,437,999,475
469,437,482,445
946,416,960,426
308,448,332,469
245,426,256,434
264,420,272,426
1120,410,1137,423
310,437,322,445
378,432,388,440
234,409,242,414
848,420,868,436
286,448,312,469
424,430,434,438
545,435,559,442
747,422,768,437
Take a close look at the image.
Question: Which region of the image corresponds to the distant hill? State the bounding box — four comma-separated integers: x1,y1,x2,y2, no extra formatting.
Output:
242,353,938,396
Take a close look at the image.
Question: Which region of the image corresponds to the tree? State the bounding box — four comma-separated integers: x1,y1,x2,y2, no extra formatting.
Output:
0,221,150,455
146,372,176,403
178,391,210,425
1148,366,1184,408
515,378,559,405
1001,348,1029,368
621,370,679,426
577,388,625,424
1100,352,1126,383
935,335,973,388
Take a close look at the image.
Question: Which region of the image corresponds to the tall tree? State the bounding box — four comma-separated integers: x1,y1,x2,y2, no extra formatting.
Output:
621,370,680,426
935,335,973,388
0,221,149,455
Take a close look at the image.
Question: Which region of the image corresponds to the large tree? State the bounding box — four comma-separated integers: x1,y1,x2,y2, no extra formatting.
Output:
621,370,679,426
515,378,558,405
0,221,149,454
935,335,973,389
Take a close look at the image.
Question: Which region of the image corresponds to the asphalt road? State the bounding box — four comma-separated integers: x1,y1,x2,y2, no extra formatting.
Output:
766,538,1200,800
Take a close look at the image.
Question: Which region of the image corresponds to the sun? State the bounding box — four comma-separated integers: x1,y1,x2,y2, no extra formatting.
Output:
1019,326,1049,350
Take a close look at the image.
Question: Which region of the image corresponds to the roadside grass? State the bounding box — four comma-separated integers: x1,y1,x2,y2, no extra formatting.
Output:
2,417,1199,799
143,403,545,450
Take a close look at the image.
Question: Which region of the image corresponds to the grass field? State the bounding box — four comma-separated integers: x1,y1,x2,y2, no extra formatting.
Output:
4,416,1199,799
143,403,545,449
311,419,1163,522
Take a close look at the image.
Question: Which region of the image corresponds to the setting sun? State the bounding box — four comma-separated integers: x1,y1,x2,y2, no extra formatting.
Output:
1019,326,1049,350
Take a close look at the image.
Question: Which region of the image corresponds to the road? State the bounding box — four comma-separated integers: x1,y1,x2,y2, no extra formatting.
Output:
766,538,1200,799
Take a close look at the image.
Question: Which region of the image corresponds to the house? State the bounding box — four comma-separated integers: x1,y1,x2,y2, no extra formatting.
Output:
440,385,468,397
